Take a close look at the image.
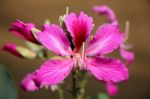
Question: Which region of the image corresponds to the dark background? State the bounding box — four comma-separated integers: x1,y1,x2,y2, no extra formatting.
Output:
0,0,150,99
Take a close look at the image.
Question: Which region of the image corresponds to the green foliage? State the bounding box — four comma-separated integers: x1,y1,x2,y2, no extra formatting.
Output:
87,93,109,99
0,64,18,99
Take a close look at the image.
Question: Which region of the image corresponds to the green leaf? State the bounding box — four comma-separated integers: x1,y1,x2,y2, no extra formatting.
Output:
0,64,18,99
87,93,109,99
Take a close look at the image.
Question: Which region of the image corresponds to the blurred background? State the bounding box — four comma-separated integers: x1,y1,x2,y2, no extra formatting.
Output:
0,0,150,99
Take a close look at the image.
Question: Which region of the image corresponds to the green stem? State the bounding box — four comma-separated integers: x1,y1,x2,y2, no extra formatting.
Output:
72,70,88,99
77,72,88,99
72,70,77,99
57,86,64,99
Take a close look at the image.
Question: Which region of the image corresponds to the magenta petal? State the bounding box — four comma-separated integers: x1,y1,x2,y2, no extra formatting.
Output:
34,59,74,87
106,82,118,96
36,24,71,56
85,57,128,82
9,20,39,44
2,43,22,57
86,25,124,56
64,12,93,51
21,72,38,91
120,47,134,64
93,5,118,25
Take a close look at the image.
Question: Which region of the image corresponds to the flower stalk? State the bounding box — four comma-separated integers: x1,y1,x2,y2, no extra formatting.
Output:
56,86,64,99
72,70,88,99
72,70,77,99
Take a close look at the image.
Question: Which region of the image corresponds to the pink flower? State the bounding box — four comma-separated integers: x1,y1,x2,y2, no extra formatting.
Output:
93,5,134,64
22,12,128,90
9,20,39,44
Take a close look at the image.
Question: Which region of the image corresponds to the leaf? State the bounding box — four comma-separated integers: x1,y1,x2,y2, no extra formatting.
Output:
87,93,109,99
0,64,18,99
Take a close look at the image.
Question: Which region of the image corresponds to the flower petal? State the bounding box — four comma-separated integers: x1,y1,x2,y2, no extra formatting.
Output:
9,20,39,44
120,47,134,64
64,12,93,51
21,72,38,91
34,59,74,87
86,25,124,56
85,57,128,82
36,24,71,56
93,5,118,25
106,82,118,96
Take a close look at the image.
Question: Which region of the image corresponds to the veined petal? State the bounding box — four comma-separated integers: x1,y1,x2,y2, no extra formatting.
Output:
64,12,93,51
36,24,71,56
85,57,128,82
21,72,38,91
120,47,134,64
9,20,39,44
86,25,124,56
34,59,74,87
93,5,118,25
106,82,118,96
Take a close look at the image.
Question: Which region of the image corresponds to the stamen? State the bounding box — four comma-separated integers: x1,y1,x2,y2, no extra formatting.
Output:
122,21,134,49
66,6,69,15
124,20,130,42
84,35,93,48
59,16,64,26
73,55,77,69
82,43,85,59
73,54,84,70
89,35,94,40
59,6,69,26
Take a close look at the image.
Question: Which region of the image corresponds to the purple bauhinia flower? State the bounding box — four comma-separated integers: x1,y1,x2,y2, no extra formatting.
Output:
93,5,134,64
9,20,39,44
21,12,128,91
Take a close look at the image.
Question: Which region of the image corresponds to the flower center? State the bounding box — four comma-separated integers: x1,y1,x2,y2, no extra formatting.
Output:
73,53,85,70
